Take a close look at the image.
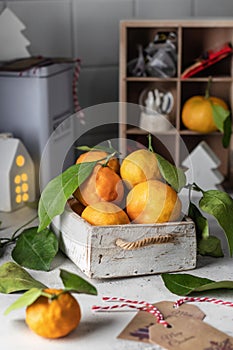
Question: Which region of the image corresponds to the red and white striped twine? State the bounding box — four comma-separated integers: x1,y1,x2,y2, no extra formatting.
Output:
72,58,85,124
92,296,233,328
92,296,169,327
174,296,233,308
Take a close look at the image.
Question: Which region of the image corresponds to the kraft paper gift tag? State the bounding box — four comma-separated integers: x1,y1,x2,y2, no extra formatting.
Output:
117,300,205,343
149,315,233,350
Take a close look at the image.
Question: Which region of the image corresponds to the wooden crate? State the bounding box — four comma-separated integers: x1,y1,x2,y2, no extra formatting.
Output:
52,205,197,279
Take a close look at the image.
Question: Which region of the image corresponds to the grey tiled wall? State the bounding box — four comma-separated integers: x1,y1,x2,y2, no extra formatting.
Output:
135,0,193,19
1,0,233,145
193,0,233,16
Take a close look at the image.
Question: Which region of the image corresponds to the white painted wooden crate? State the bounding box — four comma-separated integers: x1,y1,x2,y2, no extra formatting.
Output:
52,205,197,279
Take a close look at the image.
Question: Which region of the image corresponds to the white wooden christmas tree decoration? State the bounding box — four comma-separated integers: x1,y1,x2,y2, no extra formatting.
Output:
182,141,224,192
0,7,31,61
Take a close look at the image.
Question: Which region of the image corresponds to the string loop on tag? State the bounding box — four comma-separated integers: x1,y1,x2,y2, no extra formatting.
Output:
174,296,233,308
92,296,170,327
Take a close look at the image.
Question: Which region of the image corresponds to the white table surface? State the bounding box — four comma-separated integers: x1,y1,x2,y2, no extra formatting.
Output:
0,206,233,350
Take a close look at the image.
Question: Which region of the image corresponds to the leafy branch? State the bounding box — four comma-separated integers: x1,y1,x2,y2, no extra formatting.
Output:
0,216,38,257
0,217,58,271
0,262,97,315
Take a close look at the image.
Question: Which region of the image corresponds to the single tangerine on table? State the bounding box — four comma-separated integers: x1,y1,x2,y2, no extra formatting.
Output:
25,289,81,339
126,179,182,224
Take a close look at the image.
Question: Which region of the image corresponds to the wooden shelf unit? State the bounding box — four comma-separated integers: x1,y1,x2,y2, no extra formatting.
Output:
119,19,233,187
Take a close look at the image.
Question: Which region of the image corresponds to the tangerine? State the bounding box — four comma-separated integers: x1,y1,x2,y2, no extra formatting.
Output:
120,149,161,188
74,164,124,206
25,289,81,339
126,180,182,224
181,95,229,133
81,201,130,226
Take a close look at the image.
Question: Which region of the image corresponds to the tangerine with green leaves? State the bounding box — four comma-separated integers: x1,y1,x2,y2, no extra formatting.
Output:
181,78,229,134
25,289,81,339
182,95,229,133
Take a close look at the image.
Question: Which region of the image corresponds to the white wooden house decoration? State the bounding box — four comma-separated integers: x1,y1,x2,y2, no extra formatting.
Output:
182,141,224,193
0,135,35,212
0,7,31,61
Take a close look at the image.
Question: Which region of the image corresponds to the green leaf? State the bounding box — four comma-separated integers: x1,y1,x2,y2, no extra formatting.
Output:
12,227,58,271
77,143,118,154
60,269,97,295
76,146,97,152
156,153,186,192
211,103,232,148
222,114,232,148
162,273,213,295
161,273,233,296
0,262,46,294
198,236,223,257
199,190,233,257
188,202,223,257
38,162,96,231
4,288,43,315
211,104,230,133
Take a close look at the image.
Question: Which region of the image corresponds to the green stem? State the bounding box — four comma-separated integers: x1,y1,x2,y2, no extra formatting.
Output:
41,290,67,300
103,151,118,167
11,215,38,241
40,291,55,299
0,216,37,255
184,182,204,202
191,182,204,193
185,183,192,204
0,215,38,254
205,76,212,99
147,134,154,153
